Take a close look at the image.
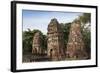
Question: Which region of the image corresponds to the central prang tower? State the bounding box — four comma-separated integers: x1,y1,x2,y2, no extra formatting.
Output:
47,18,65,61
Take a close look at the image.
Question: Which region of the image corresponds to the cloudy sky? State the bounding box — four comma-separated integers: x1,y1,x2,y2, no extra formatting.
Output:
22,10,83,34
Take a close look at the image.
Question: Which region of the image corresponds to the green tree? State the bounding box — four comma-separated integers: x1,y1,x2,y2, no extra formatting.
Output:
79,13,91,31
82,29,91,58
41,35,47,50
79,13,91,24
61,23,71,45
79,13,91,58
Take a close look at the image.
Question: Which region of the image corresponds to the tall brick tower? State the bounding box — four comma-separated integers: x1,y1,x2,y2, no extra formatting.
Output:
32,32,42,54
66,20,88,59
47,18,65,61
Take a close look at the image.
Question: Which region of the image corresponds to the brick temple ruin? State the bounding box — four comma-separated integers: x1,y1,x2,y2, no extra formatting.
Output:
32,18,88,61
32,32,43,54
66,20,88,59
47,18,65,61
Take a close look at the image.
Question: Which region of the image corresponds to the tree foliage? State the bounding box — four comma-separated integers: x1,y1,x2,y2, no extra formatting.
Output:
82,29,91,56
79,13,91,24
79,13,91,57
61,23,71,44
79,13,91,31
